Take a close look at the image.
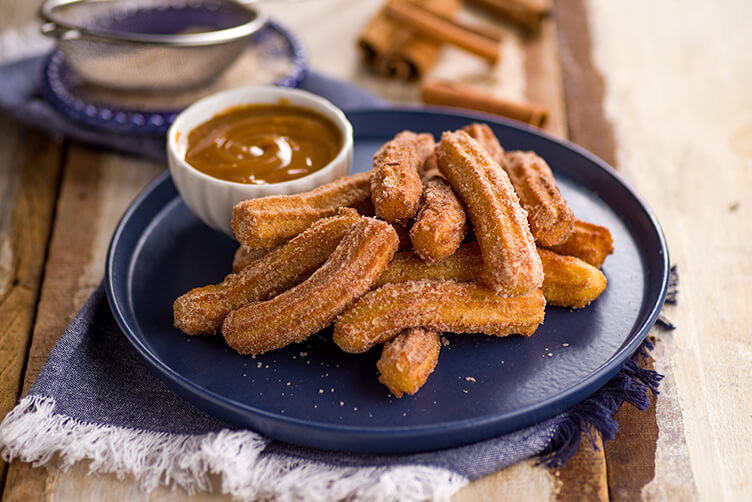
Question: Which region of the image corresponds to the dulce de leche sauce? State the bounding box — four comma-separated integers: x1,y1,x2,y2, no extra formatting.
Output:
185,104,343,184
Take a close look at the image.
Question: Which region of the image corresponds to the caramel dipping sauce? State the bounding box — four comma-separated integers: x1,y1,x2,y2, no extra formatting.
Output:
185,104,343,184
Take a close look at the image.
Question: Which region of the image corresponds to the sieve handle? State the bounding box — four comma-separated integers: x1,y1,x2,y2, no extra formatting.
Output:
40,22,81,41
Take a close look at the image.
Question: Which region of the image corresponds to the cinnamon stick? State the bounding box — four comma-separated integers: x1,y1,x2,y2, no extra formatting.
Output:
358,0,460,81
385,0,501,64
466,0,551,32
421,80,549,127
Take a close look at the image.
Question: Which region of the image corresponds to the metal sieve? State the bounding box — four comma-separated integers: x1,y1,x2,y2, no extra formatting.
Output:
39,0,267,91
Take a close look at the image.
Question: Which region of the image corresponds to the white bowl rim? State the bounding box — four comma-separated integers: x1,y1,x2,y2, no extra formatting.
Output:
167,86,354,190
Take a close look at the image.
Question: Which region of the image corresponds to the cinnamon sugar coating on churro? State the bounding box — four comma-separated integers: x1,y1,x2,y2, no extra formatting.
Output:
375,243,482,287
232,172,371,249
333,280,545,353
538,248,607,308
410,176,467,262
545,219,614,268
436,130,543,296
377,328,440,398
420,152,441,180
378,242,607,308
503,151,575,246
370,131,435,222
462,123,505,164
222,217,398,355
174,209,360,335
232,245,273,273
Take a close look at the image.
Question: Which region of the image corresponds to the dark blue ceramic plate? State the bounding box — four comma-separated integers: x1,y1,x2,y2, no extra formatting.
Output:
106,108,668,453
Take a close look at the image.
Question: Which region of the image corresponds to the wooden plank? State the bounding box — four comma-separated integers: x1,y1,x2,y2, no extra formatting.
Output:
554,430,608,501
2,147,162,502
523,14,567,138
454,460,559,501
554,0,617,167
583,0,752,499
603,360,659,501
0,127,63,499
0,0,65,495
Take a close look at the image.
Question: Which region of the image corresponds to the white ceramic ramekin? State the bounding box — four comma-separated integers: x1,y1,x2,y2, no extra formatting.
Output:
167,86,353,236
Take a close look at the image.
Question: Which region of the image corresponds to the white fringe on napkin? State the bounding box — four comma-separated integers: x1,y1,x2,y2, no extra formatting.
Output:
0,395,467,501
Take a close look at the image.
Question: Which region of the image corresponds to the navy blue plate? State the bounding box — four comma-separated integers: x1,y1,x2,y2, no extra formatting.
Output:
106,108,668,453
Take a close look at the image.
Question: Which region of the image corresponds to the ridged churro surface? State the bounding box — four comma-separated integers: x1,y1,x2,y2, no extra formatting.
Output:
232,245,273,273
377,328,440,398
503,151,575,246
538,248,607,308
410,176,467,262
375,243,481,287
462,123,505,164
370,131,434,222
377,243,606,308
232,172,371,248
174,209,360,335
545,219,614,268
222,216,398,354
436,130,543,295
334,280,545,353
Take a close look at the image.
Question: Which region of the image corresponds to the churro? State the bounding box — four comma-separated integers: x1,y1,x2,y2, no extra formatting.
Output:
232,245,273,273
377,328,440,398
370,131,435,222
436,130,543,295
377,243,607,308
222,217,398,355
462,122,504,164
538,248,607,308
410,176,467,262
545,219,614,268
232,172,371,249
334,280,545,353
503,151,575,246
174,209,360,335
376,243,481,287
420,152,441,179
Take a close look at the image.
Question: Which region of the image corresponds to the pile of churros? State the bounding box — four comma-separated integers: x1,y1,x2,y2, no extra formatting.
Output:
173,123,614,398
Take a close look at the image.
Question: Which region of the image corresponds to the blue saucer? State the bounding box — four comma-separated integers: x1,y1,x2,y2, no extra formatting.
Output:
106,108,669,453
42,20,306,136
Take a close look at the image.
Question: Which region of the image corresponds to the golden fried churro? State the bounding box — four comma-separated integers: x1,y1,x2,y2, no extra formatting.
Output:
232,245,273,273
538,248,607,308
545,219,614,268
503,151,575,246
420,152,441,179
377,243,606,308
377,328,440,398
462,122,504,164
410,176,467,262
222,217,398,355
436,130,542,295
375,243,481,287
370,131,435,222
334,280,545,353
174,209,361,335
231,172,371,248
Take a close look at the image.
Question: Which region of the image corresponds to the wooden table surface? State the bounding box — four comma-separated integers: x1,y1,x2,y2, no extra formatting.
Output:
1,0,750,500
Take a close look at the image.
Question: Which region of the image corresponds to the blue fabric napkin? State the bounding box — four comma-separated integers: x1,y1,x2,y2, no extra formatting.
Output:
0,54,386,159
0,53,668,501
